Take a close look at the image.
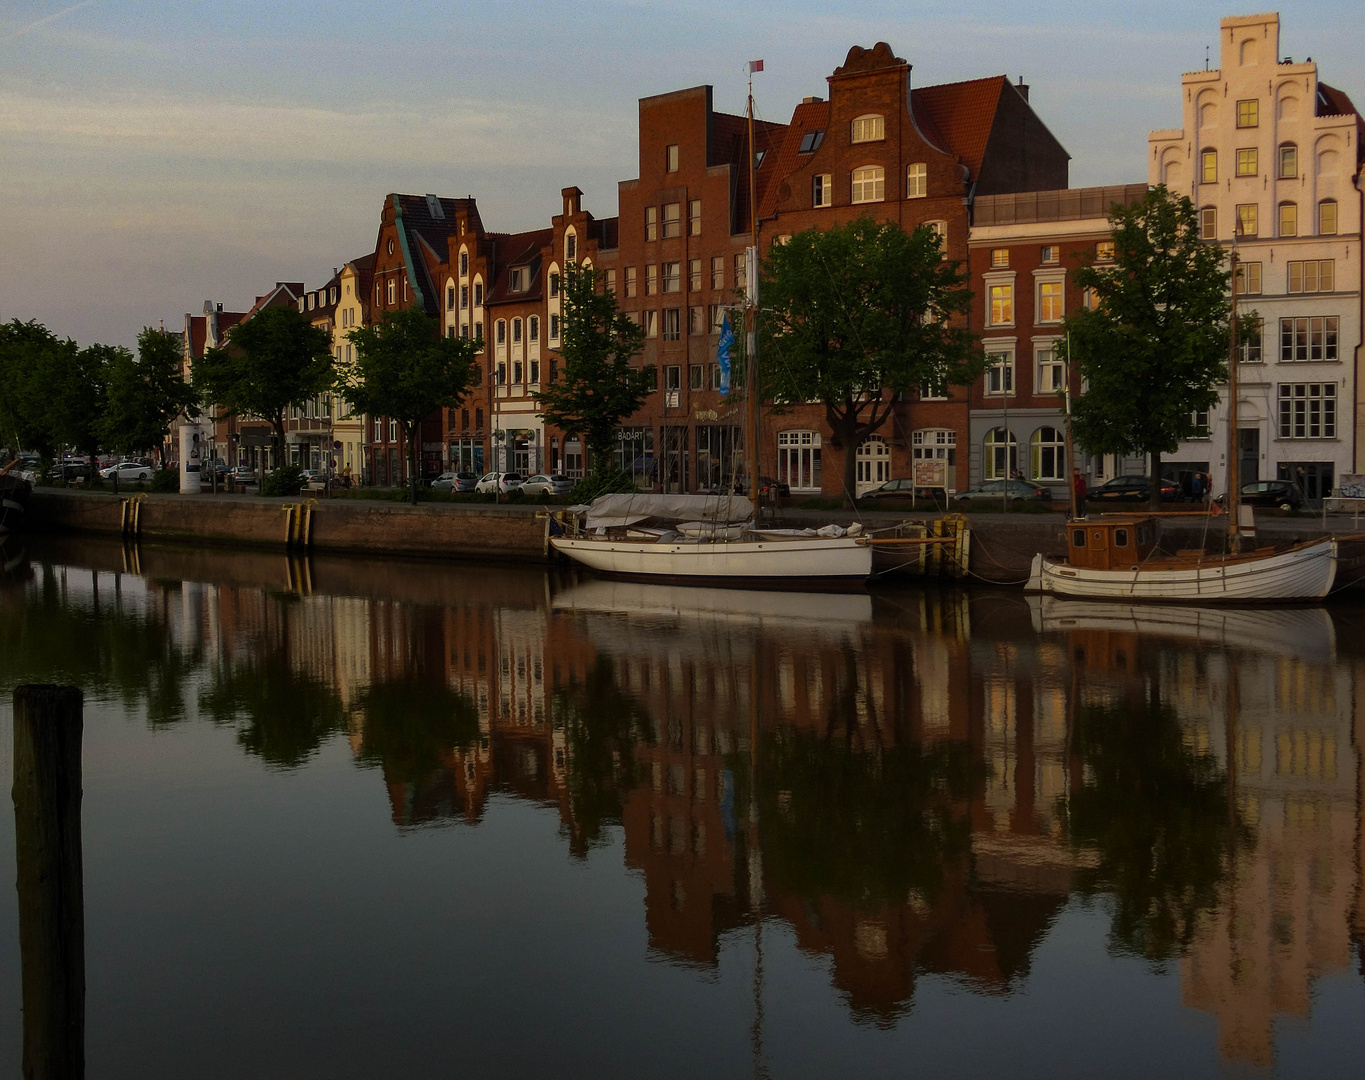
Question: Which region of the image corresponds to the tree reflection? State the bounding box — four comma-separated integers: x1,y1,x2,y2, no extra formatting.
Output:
199,657,346,769
353,677,482,786
1065,698,1247,963
551,657,653,856
755,731,980,908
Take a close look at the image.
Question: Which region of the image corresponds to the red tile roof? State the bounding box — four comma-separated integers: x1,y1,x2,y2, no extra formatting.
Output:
910,76,1008,182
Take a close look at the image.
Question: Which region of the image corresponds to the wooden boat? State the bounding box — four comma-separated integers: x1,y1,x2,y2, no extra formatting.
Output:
0,461,31,535
1024,514,1336,602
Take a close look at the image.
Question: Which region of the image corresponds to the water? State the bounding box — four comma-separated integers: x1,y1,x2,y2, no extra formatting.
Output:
0,535,1361,1078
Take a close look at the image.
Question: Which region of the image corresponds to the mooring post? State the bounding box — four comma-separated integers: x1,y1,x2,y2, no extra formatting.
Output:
12,684,85,1080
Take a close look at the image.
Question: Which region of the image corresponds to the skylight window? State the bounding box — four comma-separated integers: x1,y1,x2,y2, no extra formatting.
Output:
798,130,825,154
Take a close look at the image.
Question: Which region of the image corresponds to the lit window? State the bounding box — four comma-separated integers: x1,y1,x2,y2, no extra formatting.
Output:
689,259,702,292
1278,144,1298,179
850,166,884,204
1038,281,1063,323
1096,241,1115,262
1235,261,1262,294
990,248,1009,268
851,114,884,143
624,266,637,298
662,203,681,238
665,144,679,172
812,174,832,208
1319,200,1338,235
989,284,1014,325
1201,148,1217,183
1278,202,1298,237
710,257,724,290
1236,203,1258,236
662,262,681,293
1286,260,1334,294
1236,99,1259,127
906,162,927,198
1236,147,1258,176
646,264,658,296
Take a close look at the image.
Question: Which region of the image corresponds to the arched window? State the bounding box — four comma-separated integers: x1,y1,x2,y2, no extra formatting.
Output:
1277,143,1298,179
1030,427,1066,480
1278,201,1298,237
495,319,506,345
851,114,884,143
983,428,1017,480
776,430,822,491
1201,148,1217,184
528,315,540,342
851,166,884,204
1319,199,1338,235
512,318,522,344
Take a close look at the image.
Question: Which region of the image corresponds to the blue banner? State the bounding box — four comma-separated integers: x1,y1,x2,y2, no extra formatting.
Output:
717,313,734,396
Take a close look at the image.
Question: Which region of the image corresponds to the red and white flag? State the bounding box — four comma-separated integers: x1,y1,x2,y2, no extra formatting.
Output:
749,59,764,73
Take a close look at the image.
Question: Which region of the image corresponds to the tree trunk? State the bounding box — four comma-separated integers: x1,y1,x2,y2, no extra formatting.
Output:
408,423,420,505
1150,450,1163,513
839,417,860,509
272,415,287,474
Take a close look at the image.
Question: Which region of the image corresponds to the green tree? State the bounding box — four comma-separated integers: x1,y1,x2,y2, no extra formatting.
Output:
101,327,198,462
759,218,979,506
1062,186,1231,511
0,319,68,466
193,304,334,467
534,264,650,474
340,306,477,503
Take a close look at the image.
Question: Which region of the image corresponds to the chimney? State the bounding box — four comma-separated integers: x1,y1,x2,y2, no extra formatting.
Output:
1016,76,1029,102
802,95,824,104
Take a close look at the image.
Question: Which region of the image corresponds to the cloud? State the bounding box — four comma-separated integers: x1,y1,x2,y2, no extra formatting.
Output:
0,0,101,44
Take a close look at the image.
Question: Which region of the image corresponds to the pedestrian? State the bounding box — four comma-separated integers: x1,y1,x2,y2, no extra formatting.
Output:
1073,469,1087,517
1190,471,1203,503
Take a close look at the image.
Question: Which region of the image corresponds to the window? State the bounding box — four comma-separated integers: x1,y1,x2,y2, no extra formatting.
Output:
1280,316,1339,362
664,366,680,391
496,320,506,345
1236,203,1258,236
509,267,525,292
549,272,560,298
1235,261,1262,294
988,284,1014,326
1200,206,1218,239
512,318,522,344
548,360,557,383
460,285,469,310
665,144,679,172
708,304,724,332
374,417,383,441
662,308,681,342
812,174,832,208
1236,147,1258,176
1287,260,1334,294
625,266,637,298
643,311,658,338
1278,383,1336,438
906,162,927,198
851,166,884,204
1039,245,1057,264
990,248,1010,268
734,252,748,295
1236,99,1259,127
475,408,483,430
851,114,884,143
662,203,681,239
689,200,701,236
985,351,1014,395
1278,202,1298,237
1201,148,1218,183
446,285,455,311
983,428,1017,479
689,259,702,292
924,220,947,246
474,321,483,346
645,206,658,242
777,430,822,491
605,269,616,294
1240,333,1262,364
389,420,398,442
688,306,704,335
920,373,948,400
549,313,560,340
1190,410,1210,439
798,130,824,153
1096,241,1115,262
474,282,483,306
646,264,658,296
512,361,522,384
565,234,577,262
1036,345,1064,393
1278,143,1298,178
662,262,681,293
710,363,722,389
912,429,956,467
1319,199,1338,235
528,315,539,342
689,365,703,390
459,252,469,276
1038,281,1064,323
387,279,396,304
496,362,506,385
1031,427,1066,480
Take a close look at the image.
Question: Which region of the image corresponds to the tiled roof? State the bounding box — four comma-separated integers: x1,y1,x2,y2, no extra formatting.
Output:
485,228,554,305
911,75,1009,182
711,109,786,233
756,100,828,219
242,282,303,322
1316,82,1364,163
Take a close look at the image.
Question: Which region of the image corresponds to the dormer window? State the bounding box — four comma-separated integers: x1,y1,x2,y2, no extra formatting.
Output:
510,268,525,292
753,150,767,168
297,298,305,312
851,114,885,143
798,130,825,153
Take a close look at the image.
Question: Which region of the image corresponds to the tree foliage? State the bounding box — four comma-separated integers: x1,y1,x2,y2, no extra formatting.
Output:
758,217,980,505
194,304,334,465
1063,186,1231,508
534,264,651,469
340,306,477,502
101,327,198,460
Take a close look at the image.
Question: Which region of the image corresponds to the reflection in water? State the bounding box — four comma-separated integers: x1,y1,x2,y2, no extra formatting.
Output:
0,538,1361,1072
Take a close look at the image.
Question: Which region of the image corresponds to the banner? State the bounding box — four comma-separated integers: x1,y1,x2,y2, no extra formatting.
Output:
717,313,734,396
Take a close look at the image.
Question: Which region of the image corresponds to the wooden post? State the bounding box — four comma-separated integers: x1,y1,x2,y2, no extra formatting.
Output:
12,684,85,1080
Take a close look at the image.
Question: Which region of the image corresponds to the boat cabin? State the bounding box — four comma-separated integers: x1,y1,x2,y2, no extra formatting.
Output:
1066,515,1157,570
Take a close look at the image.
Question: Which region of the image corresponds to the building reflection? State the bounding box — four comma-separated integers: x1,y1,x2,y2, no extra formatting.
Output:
5,542,1362,1064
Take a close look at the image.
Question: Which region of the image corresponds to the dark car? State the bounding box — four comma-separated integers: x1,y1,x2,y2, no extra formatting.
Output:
862,478,922,501
1222,479,1303,509
952,479,1053,507
1089,475,1180,503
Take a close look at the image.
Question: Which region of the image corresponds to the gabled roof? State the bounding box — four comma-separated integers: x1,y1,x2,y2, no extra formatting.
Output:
384,194,476,317
910,76,1009,181
485,228,555,305
756,100,828,218
241,282,303,322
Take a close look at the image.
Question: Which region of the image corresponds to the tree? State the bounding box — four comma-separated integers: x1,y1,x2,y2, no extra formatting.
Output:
193,304,334,468
340,306,478,503
53,343,112,479
101,327,199,462
534,264,651,474
759,217,980,506
1062,186,1231,511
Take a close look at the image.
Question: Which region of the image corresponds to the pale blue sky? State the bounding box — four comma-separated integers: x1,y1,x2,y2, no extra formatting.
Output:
2,1,1361,347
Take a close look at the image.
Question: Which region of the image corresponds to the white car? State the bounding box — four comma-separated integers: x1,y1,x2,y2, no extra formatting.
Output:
475,471,525,494
100,461,152,481
521,474,574,497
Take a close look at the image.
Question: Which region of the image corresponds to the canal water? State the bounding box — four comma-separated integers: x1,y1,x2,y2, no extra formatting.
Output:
0,536,1361,1078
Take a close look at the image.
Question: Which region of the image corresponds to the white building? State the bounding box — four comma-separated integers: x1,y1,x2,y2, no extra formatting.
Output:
1149,12,1363,500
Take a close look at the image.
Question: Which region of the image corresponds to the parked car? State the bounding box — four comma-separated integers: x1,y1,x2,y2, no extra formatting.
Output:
100,460,153,481
953,479,1053,507
521,474,574,497
862,478,925,501
431,471,479,493
1089,474,1180,503
230,466,258,485
475,471,524,494
707,476,791,499
1219,479,1304,510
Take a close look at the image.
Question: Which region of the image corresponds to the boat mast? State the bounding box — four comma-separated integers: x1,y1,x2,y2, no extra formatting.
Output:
1226,235,1241,553
746,64,762,511
1064,330,1078,519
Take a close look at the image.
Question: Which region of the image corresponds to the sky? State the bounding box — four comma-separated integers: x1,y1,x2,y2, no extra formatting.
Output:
2,0,1362,349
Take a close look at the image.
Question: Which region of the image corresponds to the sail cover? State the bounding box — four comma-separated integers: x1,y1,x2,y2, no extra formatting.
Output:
582,493,754,530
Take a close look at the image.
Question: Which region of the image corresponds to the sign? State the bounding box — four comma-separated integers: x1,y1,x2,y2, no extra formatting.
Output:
912,459,948,489
1338,474,1365,499
333,441,342,450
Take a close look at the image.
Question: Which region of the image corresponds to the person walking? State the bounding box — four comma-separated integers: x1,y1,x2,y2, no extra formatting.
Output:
1072,469,1088,517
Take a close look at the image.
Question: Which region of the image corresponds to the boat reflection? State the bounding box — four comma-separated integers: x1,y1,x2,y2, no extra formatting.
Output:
1,539,1360,1067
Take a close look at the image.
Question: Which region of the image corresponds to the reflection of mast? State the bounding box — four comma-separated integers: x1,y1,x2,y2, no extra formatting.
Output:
748,628,766,1080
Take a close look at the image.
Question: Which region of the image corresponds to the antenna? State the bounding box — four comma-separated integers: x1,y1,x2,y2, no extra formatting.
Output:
1205,45,1210,71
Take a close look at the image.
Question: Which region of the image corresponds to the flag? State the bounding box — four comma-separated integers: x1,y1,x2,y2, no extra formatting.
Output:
749,59,764,73
717,313,734,396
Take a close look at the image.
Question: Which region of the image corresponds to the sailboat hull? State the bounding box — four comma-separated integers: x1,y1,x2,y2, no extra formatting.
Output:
1025,538,1337,602
550,535,872,583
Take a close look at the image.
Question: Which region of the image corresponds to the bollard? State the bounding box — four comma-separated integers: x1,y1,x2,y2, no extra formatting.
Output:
12,684,85,1080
